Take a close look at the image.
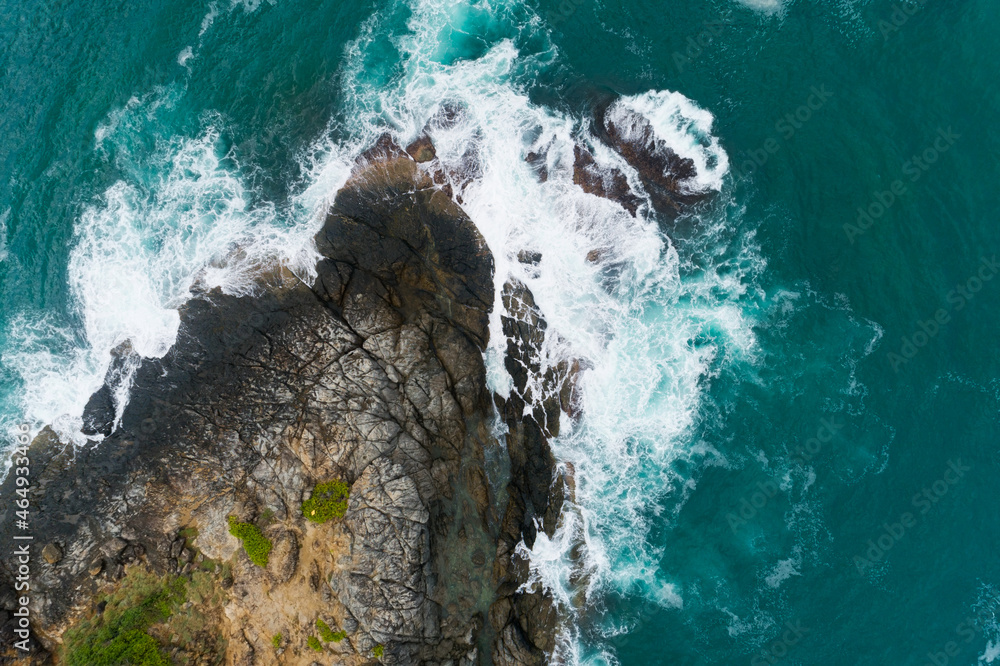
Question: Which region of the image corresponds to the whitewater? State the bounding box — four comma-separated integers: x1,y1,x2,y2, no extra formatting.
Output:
0,0,767,662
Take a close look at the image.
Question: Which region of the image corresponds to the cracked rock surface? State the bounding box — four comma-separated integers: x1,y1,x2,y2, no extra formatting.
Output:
0,144,561,665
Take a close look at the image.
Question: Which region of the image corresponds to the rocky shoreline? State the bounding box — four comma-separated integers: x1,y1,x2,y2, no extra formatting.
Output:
0,106,705,665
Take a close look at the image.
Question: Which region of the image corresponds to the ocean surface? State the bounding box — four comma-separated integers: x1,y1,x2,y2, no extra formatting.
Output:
2,0,1000,663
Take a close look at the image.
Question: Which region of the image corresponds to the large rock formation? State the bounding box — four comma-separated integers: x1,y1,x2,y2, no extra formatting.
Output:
0,142,530,665
0,99,691,662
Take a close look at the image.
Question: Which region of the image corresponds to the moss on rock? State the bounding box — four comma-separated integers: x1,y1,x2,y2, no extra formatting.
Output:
227,516,272,567
301,480,350,524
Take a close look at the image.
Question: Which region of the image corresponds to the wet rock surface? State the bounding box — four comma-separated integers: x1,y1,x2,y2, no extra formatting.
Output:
572,145,642,216
0,142,551,665
488,280,582,666
597,102,704,214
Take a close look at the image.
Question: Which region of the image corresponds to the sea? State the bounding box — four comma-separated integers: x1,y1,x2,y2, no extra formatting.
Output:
1,0,999,663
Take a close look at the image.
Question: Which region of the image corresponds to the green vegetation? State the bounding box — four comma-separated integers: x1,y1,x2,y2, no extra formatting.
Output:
307,635,323,652
316,618,335,642
373,643,384,658
301,479,350,523
62,570,187,666
227,516,272,567
271,633,282,649
314,618,347,642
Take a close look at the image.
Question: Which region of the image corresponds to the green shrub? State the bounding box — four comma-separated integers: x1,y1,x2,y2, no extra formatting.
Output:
331,630,347,642
301,480,350,523
271,633,282,649
316,618,335,642
63,571,187,666
307,635,322,652
227,516,272,567
373,643,384,658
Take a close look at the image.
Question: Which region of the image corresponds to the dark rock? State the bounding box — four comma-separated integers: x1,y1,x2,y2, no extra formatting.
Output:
517,250,542,266
525,151,548,183
359,132,407,164
572,144,642,216
80,340,140,437
80,385,115,437
597,101,706,214
0,141,509,664
104,536,128,558
489,278,570,662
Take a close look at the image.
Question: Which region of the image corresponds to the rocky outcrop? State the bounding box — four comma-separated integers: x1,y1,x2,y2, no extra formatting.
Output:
0,141,505,665
488,279,582,666
572,145,642,217
597,102,704,214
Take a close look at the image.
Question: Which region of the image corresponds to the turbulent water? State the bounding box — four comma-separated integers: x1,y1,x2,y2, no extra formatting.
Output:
3,0,1000,664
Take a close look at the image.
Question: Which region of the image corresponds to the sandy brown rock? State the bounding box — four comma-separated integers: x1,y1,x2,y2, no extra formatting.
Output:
405,135,436,163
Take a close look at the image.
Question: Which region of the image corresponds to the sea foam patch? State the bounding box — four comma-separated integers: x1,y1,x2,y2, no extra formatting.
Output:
0,208,9,263
4,76,350,446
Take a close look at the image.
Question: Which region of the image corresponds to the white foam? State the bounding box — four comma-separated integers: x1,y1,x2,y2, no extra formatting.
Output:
977,584,1000,664
200,2,219,37
4,76,352,446
177,46,195,67
764,556,801,589
734,0,787,15
606,91,730,193
230,0,276,12
0,208,9,263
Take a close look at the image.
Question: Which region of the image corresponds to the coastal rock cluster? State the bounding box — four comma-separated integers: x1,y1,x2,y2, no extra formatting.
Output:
0,102,702,665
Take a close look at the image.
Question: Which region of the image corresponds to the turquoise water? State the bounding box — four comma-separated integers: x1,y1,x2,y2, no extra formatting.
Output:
3,0,1000,664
